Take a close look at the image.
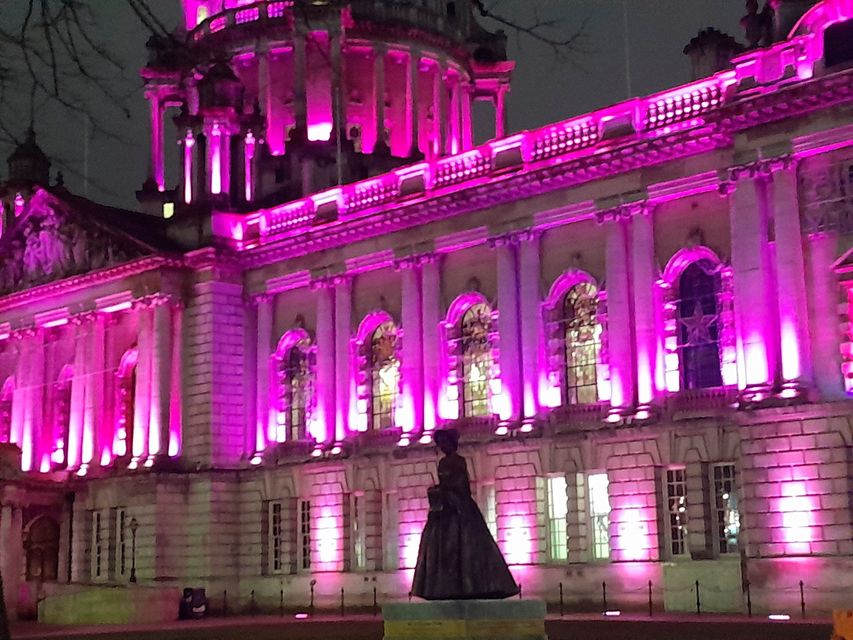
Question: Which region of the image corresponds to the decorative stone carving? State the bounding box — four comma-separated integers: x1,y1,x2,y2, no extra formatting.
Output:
0,192,149,295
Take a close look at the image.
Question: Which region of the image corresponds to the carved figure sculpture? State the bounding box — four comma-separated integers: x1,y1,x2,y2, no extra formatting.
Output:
411,429,519,600
741,0,773,48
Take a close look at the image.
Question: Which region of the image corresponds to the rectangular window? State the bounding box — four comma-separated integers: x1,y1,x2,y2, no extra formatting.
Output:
588,473,611,560
666,468,688,557
383,492,399,571
115,508,128,579
481,484,497,540
713,463,740,554
91,511,103,579
352,494,366,571
298,500,311,571
547,476,568,561
269,501,284,573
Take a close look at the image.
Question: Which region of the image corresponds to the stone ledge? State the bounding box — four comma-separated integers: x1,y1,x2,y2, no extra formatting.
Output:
382,599,547,640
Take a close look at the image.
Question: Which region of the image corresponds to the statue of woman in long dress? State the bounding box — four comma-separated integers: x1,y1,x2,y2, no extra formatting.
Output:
412,429,519,600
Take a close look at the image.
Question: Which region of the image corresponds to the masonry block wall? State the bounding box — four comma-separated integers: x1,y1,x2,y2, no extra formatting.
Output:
185,474,241,592
306,467,349,572
494,450,542,567
393,461,435,570
183,277,247,469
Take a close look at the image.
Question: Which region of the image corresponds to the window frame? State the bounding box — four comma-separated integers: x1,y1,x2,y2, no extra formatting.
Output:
298,499,312,572
665,467,688,559
711,463,740,556
546,475,569,562
587,473,611,562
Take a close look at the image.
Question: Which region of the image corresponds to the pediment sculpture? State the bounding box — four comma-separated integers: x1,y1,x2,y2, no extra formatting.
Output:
0,194,149,295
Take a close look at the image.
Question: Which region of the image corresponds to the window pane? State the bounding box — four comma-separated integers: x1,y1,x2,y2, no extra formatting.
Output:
713,464,740,554
460,303,493,418
666,469,688,557
563,283,601,405
677,261,723,390
370,321,399,430
547,476,568,561
588,473,610,560
300,500,311,570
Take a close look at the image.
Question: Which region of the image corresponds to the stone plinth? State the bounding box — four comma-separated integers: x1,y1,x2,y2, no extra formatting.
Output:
383,599,547,640
39,585,180,625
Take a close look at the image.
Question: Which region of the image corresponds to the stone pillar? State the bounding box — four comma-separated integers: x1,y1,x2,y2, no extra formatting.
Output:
255,295,273,449
334,277,352,442
630,205,660,409
436,60,448,156
0,504,23,618
67,319,87,470
408,49,420,156
331,31,344,151
495,87,508,138
461,84,473,150
727,167,774,396
132,307,153,466
421,256,441,434
492,235,522,422
182,130,195,204
399,260,424,434
807,233,844,398
373,44,387,152
257,47,271,133
168,303,183,458
293,33,307,135
147,91,165,191
149,299,173,460
518,232,543,419
314,282,336,445
90,314,106,467
770,158,812,392
604,213,634,417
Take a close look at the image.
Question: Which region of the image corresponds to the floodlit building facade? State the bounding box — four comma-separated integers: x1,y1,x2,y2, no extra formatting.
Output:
2,0,853,621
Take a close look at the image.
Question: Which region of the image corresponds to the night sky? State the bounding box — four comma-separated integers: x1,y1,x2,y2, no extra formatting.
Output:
5,0,746,210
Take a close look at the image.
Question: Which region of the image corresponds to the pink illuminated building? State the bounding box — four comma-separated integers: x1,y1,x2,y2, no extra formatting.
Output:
2,0,853,623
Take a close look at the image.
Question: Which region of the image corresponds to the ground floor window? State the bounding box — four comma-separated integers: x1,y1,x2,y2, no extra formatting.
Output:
588,473,611,560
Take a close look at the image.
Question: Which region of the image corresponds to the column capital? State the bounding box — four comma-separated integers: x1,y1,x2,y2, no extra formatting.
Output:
135,293,183,310
595,200,651,224
487,230,526,249
721,154,796,188
248,292,274,307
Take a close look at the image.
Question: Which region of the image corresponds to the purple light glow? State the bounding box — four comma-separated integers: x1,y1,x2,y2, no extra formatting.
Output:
780,481,814,555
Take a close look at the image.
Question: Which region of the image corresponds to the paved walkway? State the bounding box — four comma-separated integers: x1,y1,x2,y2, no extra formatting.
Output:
11,612,834,640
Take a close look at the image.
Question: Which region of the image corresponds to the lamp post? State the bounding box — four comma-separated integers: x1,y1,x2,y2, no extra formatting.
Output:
129,517,139,584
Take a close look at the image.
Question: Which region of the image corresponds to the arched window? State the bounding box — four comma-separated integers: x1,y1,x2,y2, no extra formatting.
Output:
277,333,313,442
115,348,138,459
460,303,494,418
50,367,73,468
0,378,13,443
676,260,723,390
561,283,603,405
369,321,399,430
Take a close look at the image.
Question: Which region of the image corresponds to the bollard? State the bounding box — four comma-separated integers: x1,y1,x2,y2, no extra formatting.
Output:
341,587,345,618
746,581,752,617
648,580,653,617
799,580,805,619
373,586,378,618
695,580,701,616
408,591,413,603
559,582,564,618
223,590,228,617
280,589,284,617
519,583,523,600
251,589,256,613
310,580,316,614
602,581,607,611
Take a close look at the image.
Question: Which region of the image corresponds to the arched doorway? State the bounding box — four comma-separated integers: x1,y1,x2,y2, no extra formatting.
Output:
24,516,59,582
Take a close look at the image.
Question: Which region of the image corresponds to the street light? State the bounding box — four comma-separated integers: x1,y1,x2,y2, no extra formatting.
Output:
129,517,139,584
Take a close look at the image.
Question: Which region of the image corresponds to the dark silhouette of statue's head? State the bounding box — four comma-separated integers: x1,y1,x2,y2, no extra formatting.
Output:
434,429,459,455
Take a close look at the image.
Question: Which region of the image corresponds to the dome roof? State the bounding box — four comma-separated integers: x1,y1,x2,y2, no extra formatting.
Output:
7,129,50,186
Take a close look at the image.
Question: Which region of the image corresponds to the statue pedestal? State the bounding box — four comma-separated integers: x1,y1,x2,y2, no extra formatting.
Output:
382,599,547,640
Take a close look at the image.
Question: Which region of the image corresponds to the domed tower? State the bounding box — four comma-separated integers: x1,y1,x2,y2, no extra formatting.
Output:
140,0,514,213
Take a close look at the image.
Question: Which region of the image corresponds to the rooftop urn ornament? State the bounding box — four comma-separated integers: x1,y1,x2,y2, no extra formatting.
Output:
741,0,773,48
411,429,519,600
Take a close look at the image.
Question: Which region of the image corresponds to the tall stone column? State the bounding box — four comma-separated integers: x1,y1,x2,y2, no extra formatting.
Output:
421,255,441,434
807,233,844,398
603,212,634,417
436,60,448,156
398,259,424,435
770,157,812,392
168,302,183,457
495,87,508,138
293,33,307,135
373,44,387,152
408,49,420,156
518,232,543,419
630,205,660,409
27,329,45,472
313,281,336,445
255,295,273,450
334,277,352,442
491,235,521,422
132,306,153,466
90,314,106,466
146,91,165,191
67,318,87,470
727,165,775,396
149,298,174,460
461,84,473,150
0,504,23,618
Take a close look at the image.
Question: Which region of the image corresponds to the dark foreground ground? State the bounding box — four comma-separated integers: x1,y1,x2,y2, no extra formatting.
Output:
10,613,834,640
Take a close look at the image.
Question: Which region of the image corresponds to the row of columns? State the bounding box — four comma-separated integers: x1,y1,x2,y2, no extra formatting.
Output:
4,296,182,474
